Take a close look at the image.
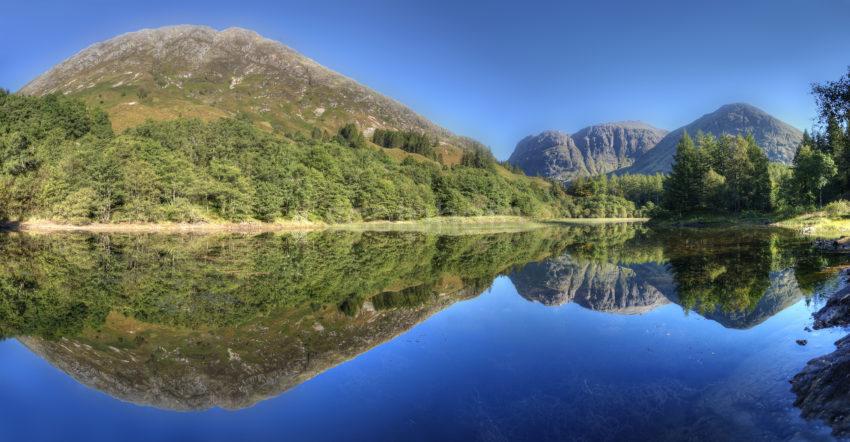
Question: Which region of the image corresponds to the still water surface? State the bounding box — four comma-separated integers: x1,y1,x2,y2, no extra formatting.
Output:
0,224,847,441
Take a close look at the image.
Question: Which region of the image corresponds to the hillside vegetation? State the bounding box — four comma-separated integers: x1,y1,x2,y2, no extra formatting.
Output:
655,68,850,224
1,91,645,224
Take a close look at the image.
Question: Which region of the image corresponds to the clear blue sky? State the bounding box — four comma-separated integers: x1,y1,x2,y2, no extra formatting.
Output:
2,0,849,159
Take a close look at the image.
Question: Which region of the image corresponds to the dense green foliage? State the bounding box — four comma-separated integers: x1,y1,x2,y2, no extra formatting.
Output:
661,132,772,215
459,140,498,169
372,129,437,159
0,92,580,223
654,67,850,218
336,123,368,149
567,173,664,217
783,143,838,208
776,68,850,212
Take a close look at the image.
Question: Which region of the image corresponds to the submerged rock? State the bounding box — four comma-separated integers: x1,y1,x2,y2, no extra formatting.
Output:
791,334,850,437
814,237,850,252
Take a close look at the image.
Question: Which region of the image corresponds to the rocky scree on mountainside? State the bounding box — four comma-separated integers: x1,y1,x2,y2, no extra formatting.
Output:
19,24,475,157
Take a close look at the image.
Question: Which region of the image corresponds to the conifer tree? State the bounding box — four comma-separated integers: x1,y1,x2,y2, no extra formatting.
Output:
744,134,773,211
663,132,706,213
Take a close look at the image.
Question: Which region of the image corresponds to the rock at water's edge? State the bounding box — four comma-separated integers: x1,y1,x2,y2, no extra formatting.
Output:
813,285,850,329
791,334,850,437
814,237,850,253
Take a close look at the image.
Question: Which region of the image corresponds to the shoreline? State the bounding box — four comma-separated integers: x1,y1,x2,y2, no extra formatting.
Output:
648,212,850,237
0,216,648,235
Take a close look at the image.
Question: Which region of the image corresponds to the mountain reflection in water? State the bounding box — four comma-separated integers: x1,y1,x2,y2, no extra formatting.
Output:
0,224,847,433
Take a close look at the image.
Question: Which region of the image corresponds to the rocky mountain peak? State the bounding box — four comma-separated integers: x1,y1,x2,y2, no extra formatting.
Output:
622,103,803,174
19,25,461,147
507,122,667,181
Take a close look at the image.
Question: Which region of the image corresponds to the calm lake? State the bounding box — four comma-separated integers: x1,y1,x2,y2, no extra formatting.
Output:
0,224,848,441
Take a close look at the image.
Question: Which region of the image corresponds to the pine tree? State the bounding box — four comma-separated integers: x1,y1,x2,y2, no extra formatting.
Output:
844,119,850,193
826,114,846,161
744,134,773,211
663,132,706,213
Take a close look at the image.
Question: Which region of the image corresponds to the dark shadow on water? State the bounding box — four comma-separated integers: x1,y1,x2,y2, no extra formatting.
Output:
0,221,21,232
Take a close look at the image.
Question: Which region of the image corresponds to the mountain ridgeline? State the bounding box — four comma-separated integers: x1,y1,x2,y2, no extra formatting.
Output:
5,25,630,224
19,25,473,156
509,104,803,180
623,103,803,175
2,24,823,223
508,122,668,181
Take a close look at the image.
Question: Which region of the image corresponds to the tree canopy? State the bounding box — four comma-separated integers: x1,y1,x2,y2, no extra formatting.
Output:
661,132,773,215
0,92,589,223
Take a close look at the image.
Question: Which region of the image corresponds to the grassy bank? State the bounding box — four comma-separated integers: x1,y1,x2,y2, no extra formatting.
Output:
647,213,774,229
3,216,556,235
1,216,656,235
772,211,850,238
647,210,850,238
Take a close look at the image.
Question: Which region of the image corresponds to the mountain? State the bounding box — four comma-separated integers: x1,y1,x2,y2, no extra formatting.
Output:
7,25,580,224
507,122,668,181
510,256,670,314
21,284,482,410
19,25,469,161
623,103,803,174
2,229,571,411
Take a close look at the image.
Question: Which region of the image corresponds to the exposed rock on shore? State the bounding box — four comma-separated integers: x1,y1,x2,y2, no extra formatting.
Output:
813,285,850,329
791,269,850,436
791,334,850,437
814,237,850,253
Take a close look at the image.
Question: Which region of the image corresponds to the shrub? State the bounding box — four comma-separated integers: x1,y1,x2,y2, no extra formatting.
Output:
54,188,99,224
824,200,850,219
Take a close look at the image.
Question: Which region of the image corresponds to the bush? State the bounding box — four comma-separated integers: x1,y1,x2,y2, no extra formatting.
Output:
54,188,99,224
824,200,850,219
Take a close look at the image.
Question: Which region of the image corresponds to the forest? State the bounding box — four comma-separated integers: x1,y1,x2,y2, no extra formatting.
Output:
657,68,850,218
3,68,847,224
0,90,608,224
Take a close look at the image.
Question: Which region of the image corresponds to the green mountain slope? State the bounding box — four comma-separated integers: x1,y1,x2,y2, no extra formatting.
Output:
0,91,583,223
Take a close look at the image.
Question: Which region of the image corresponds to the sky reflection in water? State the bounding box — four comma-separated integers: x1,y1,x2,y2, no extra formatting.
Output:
0,225,847,441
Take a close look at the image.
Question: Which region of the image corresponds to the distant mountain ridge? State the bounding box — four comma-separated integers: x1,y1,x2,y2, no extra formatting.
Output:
19,24,474,160
622,103,803,175
509,104,803,180
508,122,668,181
